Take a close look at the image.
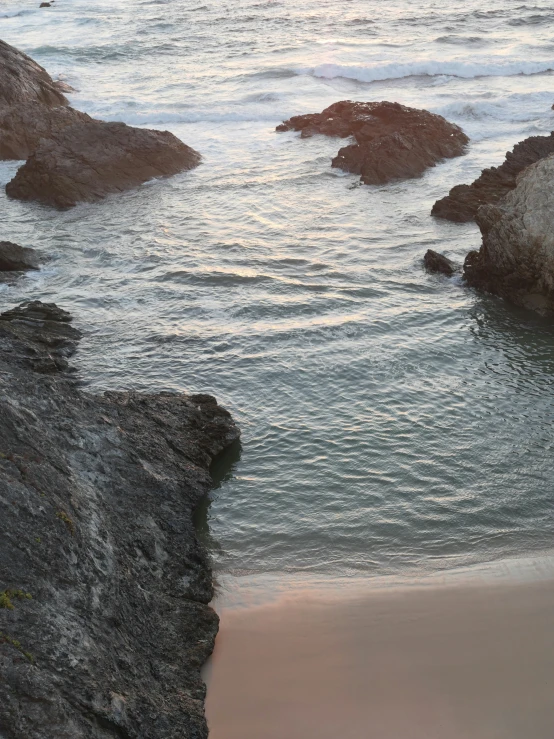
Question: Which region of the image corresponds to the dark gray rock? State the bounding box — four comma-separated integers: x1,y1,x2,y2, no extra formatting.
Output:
0,303,240,737
0,241,40,272
432,132,554,222
277,100,469,185
6,120,202,208
423,249,456,276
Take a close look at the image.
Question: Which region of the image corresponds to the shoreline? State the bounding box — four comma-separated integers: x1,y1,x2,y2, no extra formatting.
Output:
206,565,554,739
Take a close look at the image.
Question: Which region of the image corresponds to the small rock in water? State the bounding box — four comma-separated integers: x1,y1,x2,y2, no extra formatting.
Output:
423,249,456,276
0,240,40,271
40,2,51,6
277,100,469,185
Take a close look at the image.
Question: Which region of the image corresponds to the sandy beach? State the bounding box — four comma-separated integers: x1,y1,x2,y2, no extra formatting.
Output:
206,575,554,738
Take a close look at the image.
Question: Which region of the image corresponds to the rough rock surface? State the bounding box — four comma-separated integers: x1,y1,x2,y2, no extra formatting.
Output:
0,301,240,737
0,39,78,160
0,102,90,160
0,39,67,109
0,241,41,272
6,120,202,208
423,249,456,276
463,154,554,314
277,100,469,185
432,133,554,222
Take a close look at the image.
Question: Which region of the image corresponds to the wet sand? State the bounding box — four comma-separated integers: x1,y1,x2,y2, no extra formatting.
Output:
206,578,554,738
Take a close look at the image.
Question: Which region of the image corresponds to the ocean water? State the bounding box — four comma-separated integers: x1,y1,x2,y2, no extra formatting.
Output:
2,0,554,594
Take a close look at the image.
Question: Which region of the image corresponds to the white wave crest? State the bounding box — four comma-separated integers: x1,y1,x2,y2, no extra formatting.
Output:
297,59,554,83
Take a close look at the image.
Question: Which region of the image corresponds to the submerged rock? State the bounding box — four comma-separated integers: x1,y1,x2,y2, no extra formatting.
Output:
423,249,456,276
6,119,202,208
0,302,239,737
463,154,554,314
432,133,554,222
277,100,469,185
0,241,40,271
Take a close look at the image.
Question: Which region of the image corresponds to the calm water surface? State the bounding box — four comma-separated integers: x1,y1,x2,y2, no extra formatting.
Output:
2,0,554,589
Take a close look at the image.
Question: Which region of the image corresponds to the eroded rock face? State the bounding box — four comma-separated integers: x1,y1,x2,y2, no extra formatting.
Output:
463,154,554,314
6,120,202,208
0,302,240,738
432,133,554,222
0,241,40,271
423,249,456,276
0,39,67,109
277,101,469,185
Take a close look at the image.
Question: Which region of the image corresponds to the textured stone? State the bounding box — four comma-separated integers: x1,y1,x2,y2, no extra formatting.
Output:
277,100,468,185
0,302,240,738
0,241,40,272
432,133,554,222
463,154,554,314
423,249,456,276
6,120,202,208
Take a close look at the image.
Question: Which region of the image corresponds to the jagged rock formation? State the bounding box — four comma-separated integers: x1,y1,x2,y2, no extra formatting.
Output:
0,301,240,738
0,241,40,272
6,120,202,208
463,154,554,314
432,133,554,222
277,100,469,185
423,249,456,276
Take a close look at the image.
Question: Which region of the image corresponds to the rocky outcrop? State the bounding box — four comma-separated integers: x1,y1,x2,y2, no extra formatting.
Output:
432,133,554,222
423,249,456,276
277,101,469,185
0,301,240,737
0,241,40,272
463,154,554,314
0,39,67,109
1,38,202,204
6,120,202,208
0,102,90,160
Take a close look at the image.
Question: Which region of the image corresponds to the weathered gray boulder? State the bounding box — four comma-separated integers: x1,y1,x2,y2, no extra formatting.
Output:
432,133,554,222
423,249,456,276
6,120,202,208
0,241,40,271
463,154,554,313
0,301,240,738
277,101,469,185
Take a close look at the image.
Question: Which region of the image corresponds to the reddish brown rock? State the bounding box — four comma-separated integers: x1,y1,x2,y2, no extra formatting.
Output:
432,133,554,222
6,119,202,208
277,100,469,185
0,38,67,109
0,101,90,160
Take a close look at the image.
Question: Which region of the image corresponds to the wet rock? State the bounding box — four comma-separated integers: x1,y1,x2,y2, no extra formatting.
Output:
277,100,469,185
432,133,554,222
39,2,51,6
6,119,202,208
463,154,554,314
423,249,456,276
0,39,67,110
0,102,90,160
0,302,240,737
0,241,40,271
0,301,81,372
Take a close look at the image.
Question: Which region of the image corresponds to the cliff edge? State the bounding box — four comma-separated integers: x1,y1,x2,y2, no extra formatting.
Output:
0,302,239,738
